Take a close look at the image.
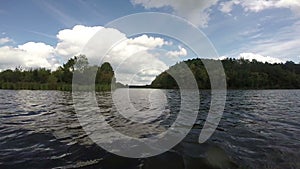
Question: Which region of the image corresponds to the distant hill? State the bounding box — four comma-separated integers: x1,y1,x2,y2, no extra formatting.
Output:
151,58,300,89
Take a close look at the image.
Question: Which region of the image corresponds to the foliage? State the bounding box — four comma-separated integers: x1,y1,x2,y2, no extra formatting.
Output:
0,55,118,91
151,58,300,89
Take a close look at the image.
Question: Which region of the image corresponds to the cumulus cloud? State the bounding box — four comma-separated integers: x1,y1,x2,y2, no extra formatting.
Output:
0,24,193,84
0,42,59,70
239,52,284,63
111,50,168,85
107,34,168,61
0,25,172,84
166,46,187,58
0,25,171,84
89,34,170,85
218,53,284,64
131,0,219,27
55,25,103,57
127,34,166,48
219,0,300,14
0,37,13,45
55,25,167,56
54,25,170,84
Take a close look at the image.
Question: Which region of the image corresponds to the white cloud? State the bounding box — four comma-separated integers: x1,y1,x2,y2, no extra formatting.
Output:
228,20,300,62
219,0,240,13
131,0,300,28
97,34,170,85
241,0,300,13
131,0,300,27
127,34,166,48
166,46,187,58
0,25,112,70
55,25,167,59
131,0,219,27
108,35,169,60
239,52,284,63
55,25,103,57
111,51,168,85
219,0,300,14
0,42,59,70
0,37,13,45
0,24,181,84
217,55,228,60
218,53,284,63
54,25,171,84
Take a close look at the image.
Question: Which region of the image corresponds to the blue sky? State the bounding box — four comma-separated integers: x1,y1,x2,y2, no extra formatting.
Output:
0,0,300,84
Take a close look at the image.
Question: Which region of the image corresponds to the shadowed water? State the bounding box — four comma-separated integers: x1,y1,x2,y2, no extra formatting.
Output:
0,89,299,169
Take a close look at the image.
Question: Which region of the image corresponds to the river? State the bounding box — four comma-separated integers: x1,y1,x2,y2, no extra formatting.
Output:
0,89,299,169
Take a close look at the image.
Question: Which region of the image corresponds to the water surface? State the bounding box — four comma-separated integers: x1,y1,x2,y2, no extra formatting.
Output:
0,89,299,169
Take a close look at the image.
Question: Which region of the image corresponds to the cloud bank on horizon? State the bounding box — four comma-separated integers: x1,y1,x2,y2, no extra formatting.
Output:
0,0,300,84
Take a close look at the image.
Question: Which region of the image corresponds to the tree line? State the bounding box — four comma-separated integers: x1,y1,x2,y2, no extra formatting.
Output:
151,58,300,89
0,55,119,91
2,56,300,90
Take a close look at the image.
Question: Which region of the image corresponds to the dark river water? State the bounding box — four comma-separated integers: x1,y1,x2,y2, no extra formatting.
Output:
0,89,299,169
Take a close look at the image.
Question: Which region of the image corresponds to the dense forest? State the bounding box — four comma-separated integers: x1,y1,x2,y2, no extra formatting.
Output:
151,58,300,89
0,55,118,91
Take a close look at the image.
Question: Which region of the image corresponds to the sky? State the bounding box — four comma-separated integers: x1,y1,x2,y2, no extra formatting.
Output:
0,0,300,84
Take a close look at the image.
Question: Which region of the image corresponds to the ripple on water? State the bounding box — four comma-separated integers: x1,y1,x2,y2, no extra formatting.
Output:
0,89,299,168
